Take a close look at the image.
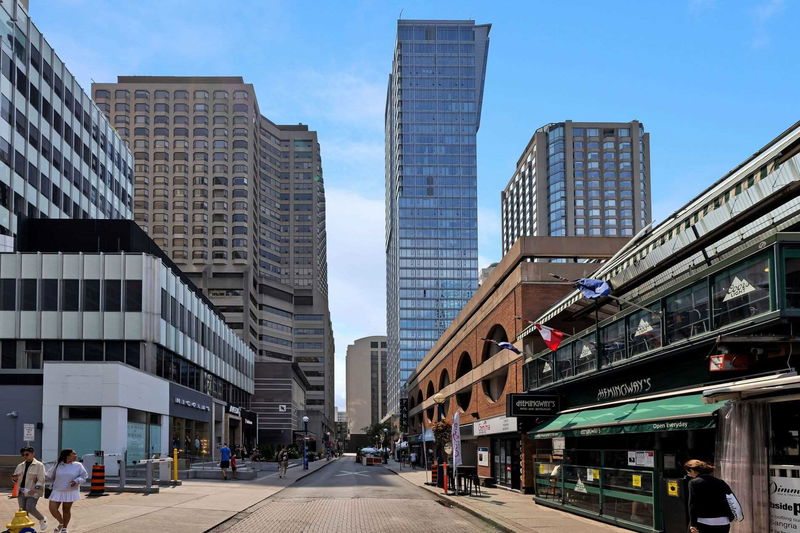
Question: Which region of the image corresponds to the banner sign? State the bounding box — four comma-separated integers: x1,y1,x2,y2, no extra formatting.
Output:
507,394,560,417
771,470,800,532
399,398,409,433
451,412,462,467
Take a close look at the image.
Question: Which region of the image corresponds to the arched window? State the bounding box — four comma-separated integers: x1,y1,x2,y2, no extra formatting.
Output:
481,325,509,363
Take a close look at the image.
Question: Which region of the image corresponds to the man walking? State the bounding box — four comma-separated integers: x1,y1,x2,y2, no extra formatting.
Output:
219,443,232,480
278,447,289,478
11,447,47,531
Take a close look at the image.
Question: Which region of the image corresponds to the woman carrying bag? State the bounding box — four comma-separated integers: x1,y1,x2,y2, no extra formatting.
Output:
46,449,88,533
685,459,743,533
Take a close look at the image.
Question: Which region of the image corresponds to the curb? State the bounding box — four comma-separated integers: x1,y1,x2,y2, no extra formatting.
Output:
203,457,340,532
383,465,516,533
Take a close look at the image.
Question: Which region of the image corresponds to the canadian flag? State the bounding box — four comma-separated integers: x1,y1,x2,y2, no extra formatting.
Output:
535,323,566,352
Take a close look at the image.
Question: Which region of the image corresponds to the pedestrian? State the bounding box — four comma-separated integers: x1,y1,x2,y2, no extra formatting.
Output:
685,459,740,533
194,436,201,456
219,443,232,480
278,447,289,478
46,448,88,533
11,446,47,532
410,451,417,470
230,452,238,480
184,435,191,454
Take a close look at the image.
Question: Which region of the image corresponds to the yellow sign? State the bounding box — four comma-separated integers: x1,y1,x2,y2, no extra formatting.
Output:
590,469,600,481
632,474,642,488
539,464,547,474
667,480,679,496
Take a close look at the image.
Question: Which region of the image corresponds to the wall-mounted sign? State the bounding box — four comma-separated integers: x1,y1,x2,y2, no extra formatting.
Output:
597,378,652,401
475,415,517,436
552,437,565,451
278,405,287,412
23,423,35,442
506,394,560,417
229,405,241,416
174,397,210,411
477,447,489,466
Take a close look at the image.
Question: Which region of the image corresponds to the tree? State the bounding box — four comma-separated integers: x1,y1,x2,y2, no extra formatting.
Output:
361,422,397,448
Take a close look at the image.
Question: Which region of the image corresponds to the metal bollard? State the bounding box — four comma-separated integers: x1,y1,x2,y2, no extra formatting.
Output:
118,458,126,489
144,461,154,493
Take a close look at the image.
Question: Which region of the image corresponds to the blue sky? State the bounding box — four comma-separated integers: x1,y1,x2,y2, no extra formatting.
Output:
34,0,798,409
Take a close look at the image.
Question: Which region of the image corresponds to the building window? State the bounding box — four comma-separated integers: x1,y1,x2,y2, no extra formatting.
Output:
601,319,626,366
104,280,122,312
21,279,37,311
0,279,16,310
83,280,100,312
41,279,58,311
626,305,662,357
125,280,142,312
62,280,79,311
665,282,709,344
712,254,771,329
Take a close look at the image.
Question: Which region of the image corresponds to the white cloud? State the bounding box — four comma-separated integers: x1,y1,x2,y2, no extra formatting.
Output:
326,188,386,410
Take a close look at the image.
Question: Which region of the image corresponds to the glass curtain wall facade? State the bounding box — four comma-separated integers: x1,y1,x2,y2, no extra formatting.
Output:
0,2,134,239
385,20,490,414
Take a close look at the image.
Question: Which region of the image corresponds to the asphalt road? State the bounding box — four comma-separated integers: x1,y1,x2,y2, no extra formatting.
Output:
211,457,499,532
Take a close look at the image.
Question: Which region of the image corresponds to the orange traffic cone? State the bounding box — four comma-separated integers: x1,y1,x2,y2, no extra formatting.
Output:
10,481,19,498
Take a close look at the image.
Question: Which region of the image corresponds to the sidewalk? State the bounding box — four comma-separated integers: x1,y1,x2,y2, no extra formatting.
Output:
1,457,339,533
384,461,627,533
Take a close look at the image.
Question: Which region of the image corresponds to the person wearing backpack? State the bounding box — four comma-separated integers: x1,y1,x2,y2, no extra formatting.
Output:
685,459,742,533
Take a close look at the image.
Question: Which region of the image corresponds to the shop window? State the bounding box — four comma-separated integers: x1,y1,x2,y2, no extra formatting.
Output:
601,319,626,366
784,248,800,308
534,354,553,388
555,344,572,380
573,336,596,375
712,253,771,329
771,402,800,465
626,305,662,357
60,407,101,459
665,281,709,343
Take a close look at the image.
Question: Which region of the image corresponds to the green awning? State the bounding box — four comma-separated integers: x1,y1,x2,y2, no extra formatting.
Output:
529,394,720,439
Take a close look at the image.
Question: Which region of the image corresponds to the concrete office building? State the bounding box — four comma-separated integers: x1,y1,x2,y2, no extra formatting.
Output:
501,121,651,254
0,1,134,244
92,77,334,449
345,336,387,449
385,20,491,415
0,219,255,461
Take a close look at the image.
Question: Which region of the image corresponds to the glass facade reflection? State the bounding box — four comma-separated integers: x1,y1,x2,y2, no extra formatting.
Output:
385,20,490,413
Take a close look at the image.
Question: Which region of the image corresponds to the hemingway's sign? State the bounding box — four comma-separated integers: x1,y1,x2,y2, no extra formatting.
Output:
597,377,652,401
506,394,560,417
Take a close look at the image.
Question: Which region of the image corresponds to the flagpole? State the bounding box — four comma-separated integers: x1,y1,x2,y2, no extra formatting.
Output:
547,273,661,316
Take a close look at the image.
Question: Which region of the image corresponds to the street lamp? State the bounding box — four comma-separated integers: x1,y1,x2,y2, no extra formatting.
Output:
325,431,331,460
302,415,310,470
432,392,445,421
382,428,389,463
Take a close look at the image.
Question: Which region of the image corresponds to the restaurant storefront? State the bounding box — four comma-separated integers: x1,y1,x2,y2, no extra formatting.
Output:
522,231,800,531
474,414,520,490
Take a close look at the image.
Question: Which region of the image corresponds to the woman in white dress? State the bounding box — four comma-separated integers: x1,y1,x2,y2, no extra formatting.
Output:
46,449,88,533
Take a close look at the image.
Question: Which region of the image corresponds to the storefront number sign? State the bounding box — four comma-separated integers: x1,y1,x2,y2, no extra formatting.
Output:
770,472,800,533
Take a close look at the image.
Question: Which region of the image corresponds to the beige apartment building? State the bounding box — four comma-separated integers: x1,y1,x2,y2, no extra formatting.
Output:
345,336,387,450
92,76,334,448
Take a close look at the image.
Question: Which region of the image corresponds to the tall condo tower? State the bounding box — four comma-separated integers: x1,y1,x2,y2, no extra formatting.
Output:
93,77,335,448
385,20,490,415
501,120,651,255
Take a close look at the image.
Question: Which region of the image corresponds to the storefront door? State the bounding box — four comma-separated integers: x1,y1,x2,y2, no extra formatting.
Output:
492,437,521,489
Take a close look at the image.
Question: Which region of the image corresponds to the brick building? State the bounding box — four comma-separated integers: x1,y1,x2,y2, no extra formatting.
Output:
405,236,625,491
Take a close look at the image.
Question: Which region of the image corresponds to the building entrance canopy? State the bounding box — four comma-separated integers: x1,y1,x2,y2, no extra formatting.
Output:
529,394,720,439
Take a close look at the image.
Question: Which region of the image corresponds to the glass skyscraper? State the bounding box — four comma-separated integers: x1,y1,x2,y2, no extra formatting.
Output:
385,20,490,415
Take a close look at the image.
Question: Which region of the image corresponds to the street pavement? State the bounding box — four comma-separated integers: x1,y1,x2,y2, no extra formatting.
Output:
384,460,628,533
0,458,335,533
209,456,499,532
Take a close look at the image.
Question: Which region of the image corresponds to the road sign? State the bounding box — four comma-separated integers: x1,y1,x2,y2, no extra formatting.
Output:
23,423,34,442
